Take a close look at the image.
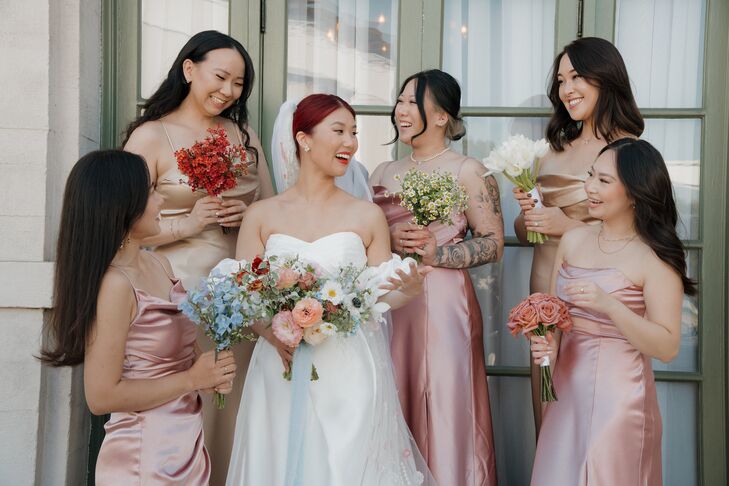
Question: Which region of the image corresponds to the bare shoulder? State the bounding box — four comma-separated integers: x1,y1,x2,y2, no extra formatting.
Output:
124,120,166,153
370,160,394,186
97,268,136,323
561,224,595,249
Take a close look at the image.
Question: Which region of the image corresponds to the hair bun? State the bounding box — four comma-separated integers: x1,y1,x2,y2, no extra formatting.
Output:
446,117,466,141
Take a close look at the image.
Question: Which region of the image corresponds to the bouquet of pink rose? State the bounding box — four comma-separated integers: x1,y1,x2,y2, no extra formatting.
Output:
230,255,389,380
507,292,573,401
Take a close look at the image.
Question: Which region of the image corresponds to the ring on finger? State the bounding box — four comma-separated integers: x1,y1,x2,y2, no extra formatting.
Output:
579,287,584,294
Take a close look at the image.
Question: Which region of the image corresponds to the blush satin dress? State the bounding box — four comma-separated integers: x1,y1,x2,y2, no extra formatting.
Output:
530,263,662,486
95,254,209,485
373,186,498,486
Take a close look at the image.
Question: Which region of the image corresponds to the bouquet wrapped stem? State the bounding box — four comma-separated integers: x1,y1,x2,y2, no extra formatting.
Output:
531,324,557,402
502,170,545,245
213,348,227,409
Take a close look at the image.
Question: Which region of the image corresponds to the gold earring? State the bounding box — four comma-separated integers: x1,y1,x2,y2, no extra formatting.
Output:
119,236,130,249
303,144,311,152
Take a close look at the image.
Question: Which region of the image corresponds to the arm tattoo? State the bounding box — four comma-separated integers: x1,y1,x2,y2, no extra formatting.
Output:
474,175,502,215
433,231,500,269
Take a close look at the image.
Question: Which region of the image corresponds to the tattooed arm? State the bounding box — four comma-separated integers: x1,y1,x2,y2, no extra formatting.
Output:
413,159,505,269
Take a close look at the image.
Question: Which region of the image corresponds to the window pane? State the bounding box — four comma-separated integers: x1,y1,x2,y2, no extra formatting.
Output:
653,250,699,372
487,376,536,486
443,0,556,107
354,115,395,175
657,382,698,486
451,117,549,238
472,246,532,368
642,118,701,240
287,0,399,105
141,0,230,99
615,0,706,108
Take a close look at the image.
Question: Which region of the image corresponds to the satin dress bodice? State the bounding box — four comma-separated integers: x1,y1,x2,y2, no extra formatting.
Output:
95,274,209,485
530,172,598,293
531,263,661,486
373,186,498,486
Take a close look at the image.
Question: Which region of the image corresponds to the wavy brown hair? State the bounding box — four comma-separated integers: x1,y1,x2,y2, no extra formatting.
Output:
547,37,643,151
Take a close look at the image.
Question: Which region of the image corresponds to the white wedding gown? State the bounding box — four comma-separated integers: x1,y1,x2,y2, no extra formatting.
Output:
226,231,434,486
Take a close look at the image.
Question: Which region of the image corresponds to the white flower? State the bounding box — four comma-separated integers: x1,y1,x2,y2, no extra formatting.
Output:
210,258,242,278
303,323,329,346
320,280,344,304
319,322,337,336
534,138,550,158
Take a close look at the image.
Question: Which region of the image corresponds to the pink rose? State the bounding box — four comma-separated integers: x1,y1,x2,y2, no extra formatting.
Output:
298,272,317,291
292,298,324,329
271,311,303,347
276,267,300,289
507,299,538,335
536,299,561,327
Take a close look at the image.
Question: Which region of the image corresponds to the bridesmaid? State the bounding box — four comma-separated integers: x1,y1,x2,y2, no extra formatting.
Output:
123,30,274,484
529,138,693,485
370,69,503,486
512,37,644,433
40,150,236,484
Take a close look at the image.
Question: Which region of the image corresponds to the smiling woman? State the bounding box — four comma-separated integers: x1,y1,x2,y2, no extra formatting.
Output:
511,37,644,435
121,30,275,484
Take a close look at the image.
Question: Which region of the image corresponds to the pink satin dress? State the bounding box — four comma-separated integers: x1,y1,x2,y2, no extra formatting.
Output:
95,263,210,485
531,263,661,486
373,186,498,486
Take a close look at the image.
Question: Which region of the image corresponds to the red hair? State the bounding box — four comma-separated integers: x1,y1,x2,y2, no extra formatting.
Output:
292,94,356,158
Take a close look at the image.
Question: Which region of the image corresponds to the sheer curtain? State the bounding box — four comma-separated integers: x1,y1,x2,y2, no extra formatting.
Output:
287,0,398,171
141,0,230,99
616,2,705,484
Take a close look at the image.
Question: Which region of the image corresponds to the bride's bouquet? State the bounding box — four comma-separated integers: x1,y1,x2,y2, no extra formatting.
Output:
507,293,572,402
483,135,550,244
394,169,469,261
208,255,390,381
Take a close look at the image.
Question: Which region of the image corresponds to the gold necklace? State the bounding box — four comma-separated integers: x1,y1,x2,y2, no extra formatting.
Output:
597,226,637,254
410,147,449,165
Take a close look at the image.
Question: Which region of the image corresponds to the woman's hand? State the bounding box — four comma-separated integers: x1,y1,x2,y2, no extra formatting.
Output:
530,332,558,366
408,228,438,265
187,349,236,391
513,187,539,213
563,280,619,315
389,222,428,254
259,327,295,374
181,196,223,236
217,199,248,228
379,261,433,296
523,206,578,237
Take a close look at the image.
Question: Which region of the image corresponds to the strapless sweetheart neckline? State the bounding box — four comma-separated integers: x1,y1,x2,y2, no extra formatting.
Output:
266,231,364,247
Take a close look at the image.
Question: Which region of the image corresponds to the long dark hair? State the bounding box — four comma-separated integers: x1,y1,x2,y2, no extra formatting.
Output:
293,94,356,159
600,138,696,295
122,30,258,161
547,37,643,151
389,69,465,144
40,150,151,366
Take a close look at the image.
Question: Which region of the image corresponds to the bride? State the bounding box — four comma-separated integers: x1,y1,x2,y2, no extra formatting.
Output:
225,94,436,485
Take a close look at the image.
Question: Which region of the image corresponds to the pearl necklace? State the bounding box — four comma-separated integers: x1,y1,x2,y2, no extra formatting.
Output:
410,147,449,165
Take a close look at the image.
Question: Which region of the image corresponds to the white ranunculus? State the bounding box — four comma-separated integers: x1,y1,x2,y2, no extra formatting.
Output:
303,323,329,346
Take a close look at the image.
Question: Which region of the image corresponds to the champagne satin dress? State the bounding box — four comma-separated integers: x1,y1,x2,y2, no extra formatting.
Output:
530,172,597,293
373,186,498,486
155,121,264,484
96,255,209,485
531,263,662,486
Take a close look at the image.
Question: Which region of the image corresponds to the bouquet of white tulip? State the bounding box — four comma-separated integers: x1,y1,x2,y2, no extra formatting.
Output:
483,135,550,244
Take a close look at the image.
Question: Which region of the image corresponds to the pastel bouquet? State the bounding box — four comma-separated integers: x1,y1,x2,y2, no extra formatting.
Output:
483,135,550,244
507,292,572,402
222,255,390,381
174,127,250,233
394,169,469,260
178,260,264,409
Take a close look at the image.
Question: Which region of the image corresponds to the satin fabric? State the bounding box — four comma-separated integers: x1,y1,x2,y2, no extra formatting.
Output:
155,124,264,484
373,186,498,486
531,263,662,486
530,173,598,293
95,273,209,485
226,232,434,486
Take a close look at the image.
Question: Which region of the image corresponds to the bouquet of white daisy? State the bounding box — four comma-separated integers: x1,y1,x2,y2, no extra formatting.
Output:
483,135,550,244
